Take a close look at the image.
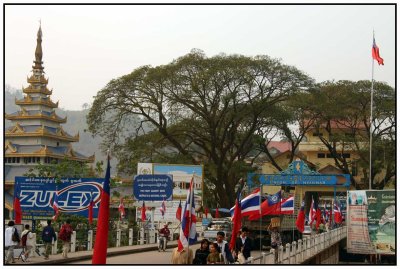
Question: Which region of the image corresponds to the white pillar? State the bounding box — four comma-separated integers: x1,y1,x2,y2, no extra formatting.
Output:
87,230,93,251
116,229,121,247
140,228,145,245
149,229,156,244
292,241,297,264
70,231,76,252
285,243,290,264
261,252,266,264
297,239,303,263
269,248,275,264
52,232,58,254
129,228,133,246
278,245,284,264
31,233,38,257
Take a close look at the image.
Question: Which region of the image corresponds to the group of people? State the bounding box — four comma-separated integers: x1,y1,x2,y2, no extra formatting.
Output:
192,227,253,265
4,219,73,263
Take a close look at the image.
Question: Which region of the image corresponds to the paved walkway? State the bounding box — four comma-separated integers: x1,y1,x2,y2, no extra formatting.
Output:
13,241,180,265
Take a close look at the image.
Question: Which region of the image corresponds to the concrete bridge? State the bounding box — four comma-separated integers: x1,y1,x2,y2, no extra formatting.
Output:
245,226,347,264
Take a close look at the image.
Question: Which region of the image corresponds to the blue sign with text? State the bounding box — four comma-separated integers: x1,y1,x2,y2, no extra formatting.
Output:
15,177,104,219
133,174,173,201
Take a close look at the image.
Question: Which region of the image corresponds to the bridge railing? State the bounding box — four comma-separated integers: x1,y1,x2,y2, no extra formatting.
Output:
245,226,347,264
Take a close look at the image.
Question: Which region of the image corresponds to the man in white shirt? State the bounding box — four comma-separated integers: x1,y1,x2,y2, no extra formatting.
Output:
214,231,234,264
5,220,19,264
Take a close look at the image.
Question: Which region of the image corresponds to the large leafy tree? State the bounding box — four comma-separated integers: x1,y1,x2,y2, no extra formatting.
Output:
303,80,395,189
87,50,314,208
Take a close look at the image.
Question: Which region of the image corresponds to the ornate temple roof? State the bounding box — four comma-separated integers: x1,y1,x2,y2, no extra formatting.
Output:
6,124,79,142
15,95,58,108
5,109,67,123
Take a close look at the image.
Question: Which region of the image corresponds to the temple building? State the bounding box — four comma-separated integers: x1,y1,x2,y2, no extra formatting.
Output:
4,25,94,218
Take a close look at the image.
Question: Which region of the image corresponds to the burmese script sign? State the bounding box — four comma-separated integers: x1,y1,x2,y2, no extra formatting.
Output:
347,190,395,255
133,174,173,201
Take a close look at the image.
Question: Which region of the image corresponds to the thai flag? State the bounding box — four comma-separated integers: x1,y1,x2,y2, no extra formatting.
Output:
118,197,126,220
177,177,197,252
160,199,166,218
230,188,260,218
372,37,384,65
92,155,111,264
279,196,294,214
88,193,94,225
334,200,342,224
13,185,22,224
52,191,59,221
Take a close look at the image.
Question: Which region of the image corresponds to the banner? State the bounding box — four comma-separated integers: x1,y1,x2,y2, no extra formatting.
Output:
347,190,395,255
15,176,103,219
133,174,173,201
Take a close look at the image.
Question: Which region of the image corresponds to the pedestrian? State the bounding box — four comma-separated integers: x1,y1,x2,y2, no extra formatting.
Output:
207,242,224,264
192,238,210,264
158,223,170,251
21,224,35,262
5,220,19,264
214,231,234,264
234,226,252,262
268,223,281,263
59,219,73,258
41,219,57,260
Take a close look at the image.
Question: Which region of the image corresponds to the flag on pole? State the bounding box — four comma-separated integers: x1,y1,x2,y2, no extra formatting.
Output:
372,36,384,65
229,178,244,251
204,207,208,219
118,197,126,220
160,199,166,218
92,155,111,264
13,185,22,224
230,188,261,218
177,177,197,252
276,196,294,215
247,190,281,220
51,190,59,221
308,196,316,225
215,207,220,218
296,200,306,233
334,200,342,224
141,201,146,222
88,193,94,225
176,200,182,221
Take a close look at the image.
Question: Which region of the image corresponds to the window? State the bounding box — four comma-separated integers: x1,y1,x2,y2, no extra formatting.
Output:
56,142,60,146
342,153,350,158
317,153,325,158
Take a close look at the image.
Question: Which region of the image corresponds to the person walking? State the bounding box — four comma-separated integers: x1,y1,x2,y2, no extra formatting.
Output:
20,224,35,262
207,242,224,264
41,219,57,260
192,239,210,265
214,231,234,264
268,224,282,263
5,220,19,264
234,226,252,262
158,223,170,251
59,219,73,258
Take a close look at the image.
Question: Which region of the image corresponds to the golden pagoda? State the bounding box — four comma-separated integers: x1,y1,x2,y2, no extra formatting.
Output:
5,25,94,216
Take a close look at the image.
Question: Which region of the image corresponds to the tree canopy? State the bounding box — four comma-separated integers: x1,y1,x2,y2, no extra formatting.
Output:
87,50,315,208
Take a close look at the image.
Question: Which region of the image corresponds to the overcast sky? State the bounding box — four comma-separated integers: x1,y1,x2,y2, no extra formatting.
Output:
5,4,395,111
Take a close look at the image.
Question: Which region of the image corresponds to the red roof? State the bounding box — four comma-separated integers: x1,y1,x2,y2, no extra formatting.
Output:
267,141,291,153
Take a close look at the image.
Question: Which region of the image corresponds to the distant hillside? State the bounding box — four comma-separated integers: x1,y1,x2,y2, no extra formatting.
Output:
5,85,118,175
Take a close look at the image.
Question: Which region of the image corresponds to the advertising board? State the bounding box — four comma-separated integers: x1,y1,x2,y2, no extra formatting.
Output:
15,176,104,219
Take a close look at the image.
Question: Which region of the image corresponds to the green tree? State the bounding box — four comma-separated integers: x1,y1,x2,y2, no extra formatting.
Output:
303,80,395,189
87,50,314,208
24,158,92,179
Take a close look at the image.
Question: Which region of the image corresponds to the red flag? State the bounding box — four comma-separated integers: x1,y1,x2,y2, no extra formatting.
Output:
141,201,146,222
315,208,322,229
92,155,111,264
88,193,94,225
296,201,305,233
215,207,220,218
51,191,59,221
334,201,342,224
118,197,126,220
176,200,182,221
13,186,22,224
160,199,166,218
372,37,384,65
204,207,208,218
229,179,244,251
308,196,316,225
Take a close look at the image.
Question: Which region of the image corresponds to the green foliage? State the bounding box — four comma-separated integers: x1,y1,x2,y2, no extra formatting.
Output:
87,50,314,207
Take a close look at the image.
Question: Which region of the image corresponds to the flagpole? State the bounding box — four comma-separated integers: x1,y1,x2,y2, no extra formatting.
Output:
186,174,194,264
369,30,375,190
259,184,262,255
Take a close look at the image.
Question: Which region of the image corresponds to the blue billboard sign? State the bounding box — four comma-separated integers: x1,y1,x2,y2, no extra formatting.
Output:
133,174,173,201
15,177,104,219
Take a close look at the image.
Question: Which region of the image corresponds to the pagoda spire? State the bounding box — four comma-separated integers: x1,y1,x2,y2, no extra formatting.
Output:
33,23,44,70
